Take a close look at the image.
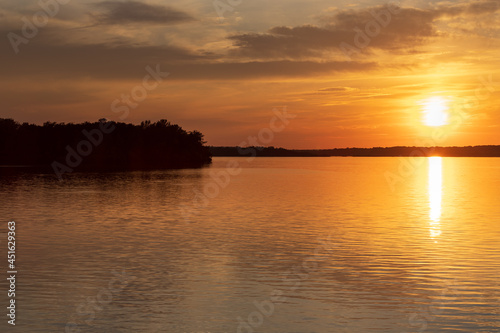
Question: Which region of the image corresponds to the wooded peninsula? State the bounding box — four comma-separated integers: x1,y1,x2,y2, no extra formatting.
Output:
0,119,212,175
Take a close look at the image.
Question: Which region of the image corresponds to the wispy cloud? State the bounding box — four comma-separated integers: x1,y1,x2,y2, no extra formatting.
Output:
228,1,500,60
93,1,195,25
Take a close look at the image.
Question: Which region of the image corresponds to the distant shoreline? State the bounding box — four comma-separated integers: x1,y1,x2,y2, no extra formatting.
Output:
210,146,500,157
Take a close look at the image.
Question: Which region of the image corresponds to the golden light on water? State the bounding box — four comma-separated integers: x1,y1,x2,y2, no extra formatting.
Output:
428,156,443,239
422,97,449,127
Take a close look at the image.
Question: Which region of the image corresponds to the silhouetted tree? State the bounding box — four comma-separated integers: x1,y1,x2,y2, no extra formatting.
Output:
0,118,212,172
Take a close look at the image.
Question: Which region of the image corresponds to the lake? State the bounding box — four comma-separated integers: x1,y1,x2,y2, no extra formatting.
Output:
1,157,499,332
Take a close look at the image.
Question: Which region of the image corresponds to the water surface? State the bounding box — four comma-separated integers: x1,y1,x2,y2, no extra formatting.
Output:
1,157,499,332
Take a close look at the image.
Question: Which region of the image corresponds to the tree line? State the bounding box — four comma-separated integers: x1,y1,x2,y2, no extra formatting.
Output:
210,145,500,157
0,118,212,172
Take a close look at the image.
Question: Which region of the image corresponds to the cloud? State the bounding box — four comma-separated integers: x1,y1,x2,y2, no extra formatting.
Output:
228,1,500,59
0,32,213,79
318,87,355,92
169,60,378,80
438,0,500,17
228,25,351,59
228,4,434,59
2,1,498,83
0,27,377,81
0,41,376,80
93,1,195,25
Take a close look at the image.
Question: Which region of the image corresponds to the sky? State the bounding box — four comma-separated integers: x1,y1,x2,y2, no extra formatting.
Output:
1,0,499,148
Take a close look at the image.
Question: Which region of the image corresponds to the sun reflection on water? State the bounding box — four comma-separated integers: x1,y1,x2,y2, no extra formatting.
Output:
428,156,442,239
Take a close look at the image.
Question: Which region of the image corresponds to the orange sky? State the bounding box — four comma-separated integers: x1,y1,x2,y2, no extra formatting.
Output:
1,0,499,148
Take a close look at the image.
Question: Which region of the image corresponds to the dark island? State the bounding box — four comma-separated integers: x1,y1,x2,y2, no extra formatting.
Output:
0,118,212,178
211,145,500,157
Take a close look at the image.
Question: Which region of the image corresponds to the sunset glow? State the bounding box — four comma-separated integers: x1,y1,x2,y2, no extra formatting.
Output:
1,0,499,148
2,0,500,331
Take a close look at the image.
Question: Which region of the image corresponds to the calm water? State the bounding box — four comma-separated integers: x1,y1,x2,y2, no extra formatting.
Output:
1,157,499,332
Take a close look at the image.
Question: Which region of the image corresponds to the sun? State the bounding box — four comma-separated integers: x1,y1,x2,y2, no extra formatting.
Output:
422,97,449,127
